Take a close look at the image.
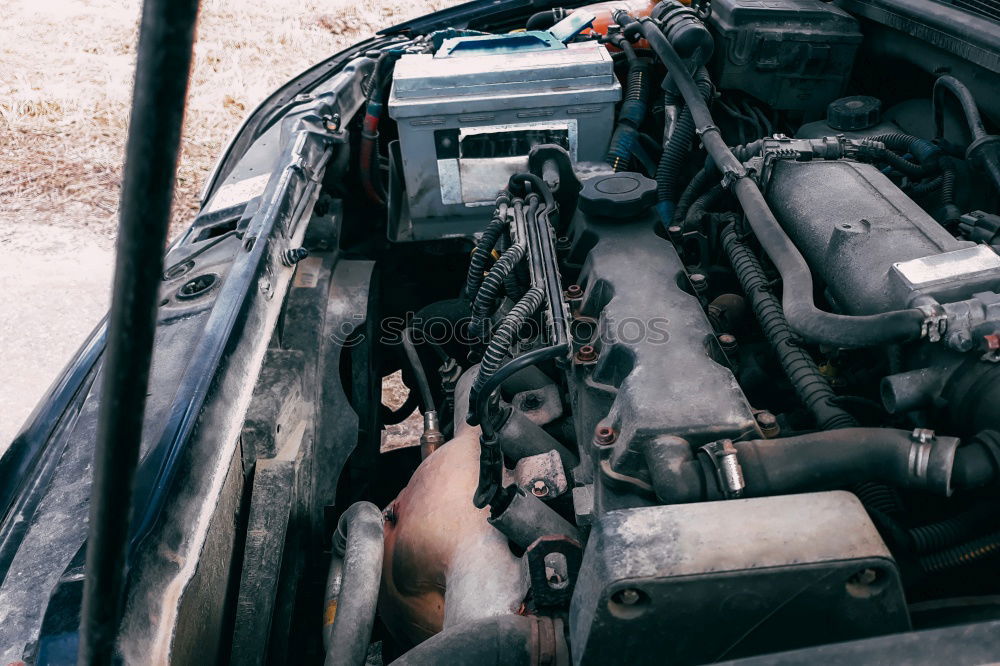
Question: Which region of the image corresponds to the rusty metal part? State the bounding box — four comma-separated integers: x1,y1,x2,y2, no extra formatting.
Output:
755,410,781,438
419,411,445,459
575,344,598,363
594,425,617,445
380,425,527,645
505,450,569,499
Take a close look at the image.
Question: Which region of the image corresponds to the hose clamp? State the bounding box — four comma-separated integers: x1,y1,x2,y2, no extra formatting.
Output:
907,429,960,496
698,439,745,499
917,303,948,342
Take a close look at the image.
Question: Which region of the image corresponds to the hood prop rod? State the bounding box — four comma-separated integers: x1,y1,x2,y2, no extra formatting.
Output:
78,0,200,663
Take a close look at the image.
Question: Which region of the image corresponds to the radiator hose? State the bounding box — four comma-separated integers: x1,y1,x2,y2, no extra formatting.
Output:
642,428,1000,505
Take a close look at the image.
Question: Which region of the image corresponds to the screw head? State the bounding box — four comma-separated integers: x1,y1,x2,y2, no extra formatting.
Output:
690,273,707,289
566,284,584,299
531,480,549,497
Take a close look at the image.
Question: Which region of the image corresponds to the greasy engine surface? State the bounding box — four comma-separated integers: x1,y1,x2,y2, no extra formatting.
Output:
347,0,1000,663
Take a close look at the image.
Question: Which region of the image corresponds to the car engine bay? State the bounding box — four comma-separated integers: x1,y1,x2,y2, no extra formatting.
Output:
5,0,1000,663
343,1,1000,662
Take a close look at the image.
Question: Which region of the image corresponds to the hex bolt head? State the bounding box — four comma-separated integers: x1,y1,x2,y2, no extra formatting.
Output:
689,273,708,293
566,284,584,299
521,393,543,410
576,344,598,363
531,480,549,497
615,588,641,605
756,410,780,438
718,333,738,355
594,425,617,445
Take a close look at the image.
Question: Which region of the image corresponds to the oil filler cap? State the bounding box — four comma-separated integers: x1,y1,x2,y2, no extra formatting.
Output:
826,95,882,131
578,172,657,219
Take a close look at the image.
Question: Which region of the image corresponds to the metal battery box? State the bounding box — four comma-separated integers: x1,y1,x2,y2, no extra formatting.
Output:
706,0,861,112
569,492,909,665
388,39,620,239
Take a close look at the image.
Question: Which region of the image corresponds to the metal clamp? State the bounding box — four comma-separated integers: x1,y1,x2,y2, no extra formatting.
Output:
917,303,948,343
698,439,745,499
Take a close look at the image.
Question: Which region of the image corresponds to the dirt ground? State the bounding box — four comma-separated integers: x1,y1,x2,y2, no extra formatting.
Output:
0,0,451,447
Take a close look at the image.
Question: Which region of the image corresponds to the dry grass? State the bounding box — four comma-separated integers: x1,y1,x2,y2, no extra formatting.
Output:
1,0,456,448
0,0,451,239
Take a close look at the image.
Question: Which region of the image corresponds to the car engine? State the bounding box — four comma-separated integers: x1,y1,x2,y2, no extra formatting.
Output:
311,1,1000,663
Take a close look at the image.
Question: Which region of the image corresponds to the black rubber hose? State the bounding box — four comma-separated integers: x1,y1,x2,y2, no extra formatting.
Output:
721,224,859,430
673,159,715,226
465,195,510,300
607,56,651,171
390,615,547,666
645,428,991,505
401,328,435,412
621,11,929,347
933,75,1000,194
323,502,384,666
470,242,526,339
525,7,565,31
933,75,988,143
920,529,1000,573
509,172,555,211
908,175,944,195
910,501,1000,554
868,132,941,178
655,67,711,225
950,430,1000,489
683,184,724,230
472,287,545,400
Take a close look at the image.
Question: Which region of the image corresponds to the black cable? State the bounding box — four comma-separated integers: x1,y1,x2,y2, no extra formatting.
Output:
401,328,435,412
721,223,858,430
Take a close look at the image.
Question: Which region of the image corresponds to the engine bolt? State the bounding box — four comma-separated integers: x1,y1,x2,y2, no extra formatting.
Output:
615,588,641,606
667,224,683,241
576,344,598,363
718,333,738,357
556,236,572,252
689,273,708,296
531,480,550,497
756,411,780,438
594,425,617,445
521,393,543,410
566,284,584,299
